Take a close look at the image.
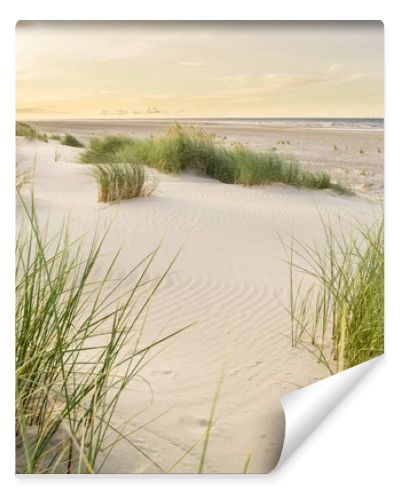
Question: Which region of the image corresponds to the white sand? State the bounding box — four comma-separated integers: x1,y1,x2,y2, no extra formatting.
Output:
35,119,385,201
16,136,381,473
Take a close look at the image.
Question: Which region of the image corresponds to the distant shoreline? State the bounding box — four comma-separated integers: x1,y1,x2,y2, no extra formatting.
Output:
23,117,384,131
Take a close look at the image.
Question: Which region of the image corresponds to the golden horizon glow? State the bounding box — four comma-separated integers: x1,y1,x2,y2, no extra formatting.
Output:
16,21,384,120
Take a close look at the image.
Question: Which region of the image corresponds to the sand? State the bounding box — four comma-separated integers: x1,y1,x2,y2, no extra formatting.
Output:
16,123,382,473
33,119,384,201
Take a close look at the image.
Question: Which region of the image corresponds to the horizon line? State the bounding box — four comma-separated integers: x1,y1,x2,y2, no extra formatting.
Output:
18,116,385,122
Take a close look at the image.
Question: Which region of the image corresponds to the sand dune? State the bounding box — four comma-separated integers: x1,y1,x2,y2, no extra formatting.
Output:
33,119,384,201
16,137,381,473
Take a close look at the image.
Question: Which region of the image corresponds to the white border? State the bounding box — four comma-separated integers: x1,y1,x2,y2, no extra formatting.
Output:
1,2,399,499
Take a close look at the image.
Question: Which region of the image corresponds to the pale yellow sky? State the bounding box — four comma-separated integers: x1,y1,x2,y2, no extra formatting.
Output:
16,21,384,119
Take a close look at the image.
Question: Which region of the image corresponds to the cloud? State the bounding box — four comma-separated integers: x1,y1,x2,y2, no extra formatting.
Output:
16,105,58,114
145,107,161,114
100,106,182,116
100,109,129,116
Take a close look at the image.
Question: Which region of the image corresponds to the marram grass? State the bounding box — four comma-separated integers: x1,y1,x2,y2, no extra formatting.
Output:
16,121,48,142
80,135,134,164
80,124,350,194
283,217,383,373
16,195,189,473
61,134,84,148
90,156,158,203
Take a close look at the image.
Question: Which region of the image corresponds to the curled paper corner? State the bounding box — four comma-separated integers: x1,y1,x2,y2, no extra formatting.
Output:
274,355,383,471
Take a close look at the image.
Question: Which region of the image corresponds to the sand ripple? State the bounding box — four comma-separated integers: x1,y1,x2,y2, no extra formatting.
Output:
17,138,381,473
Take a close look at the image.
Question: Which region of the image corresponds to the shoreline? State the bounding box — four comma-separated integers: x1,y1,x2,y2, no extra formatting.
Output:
24,117,384,130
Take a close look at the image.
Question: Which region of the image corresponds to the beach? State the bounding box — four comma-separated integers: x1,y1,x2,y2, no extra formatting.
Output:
16,120,382,473
32,119,384,201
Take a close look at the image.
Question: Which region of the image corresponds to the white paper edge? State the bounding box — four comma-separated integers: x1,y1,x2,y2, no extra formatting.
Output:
275,355,383,470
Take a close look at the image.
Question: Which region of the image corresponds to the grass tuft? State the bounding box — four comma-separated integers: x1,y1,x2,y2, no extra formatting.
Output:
283,217,383,373
61,134,84,148
16,122,48,142
16,195,188,473
80,124,350,194
80,135,134,163
90,151,157,203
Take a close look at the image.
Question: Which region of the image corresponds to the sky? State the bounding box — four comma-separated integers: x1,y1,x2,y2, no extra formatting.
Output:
16,21,384,119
